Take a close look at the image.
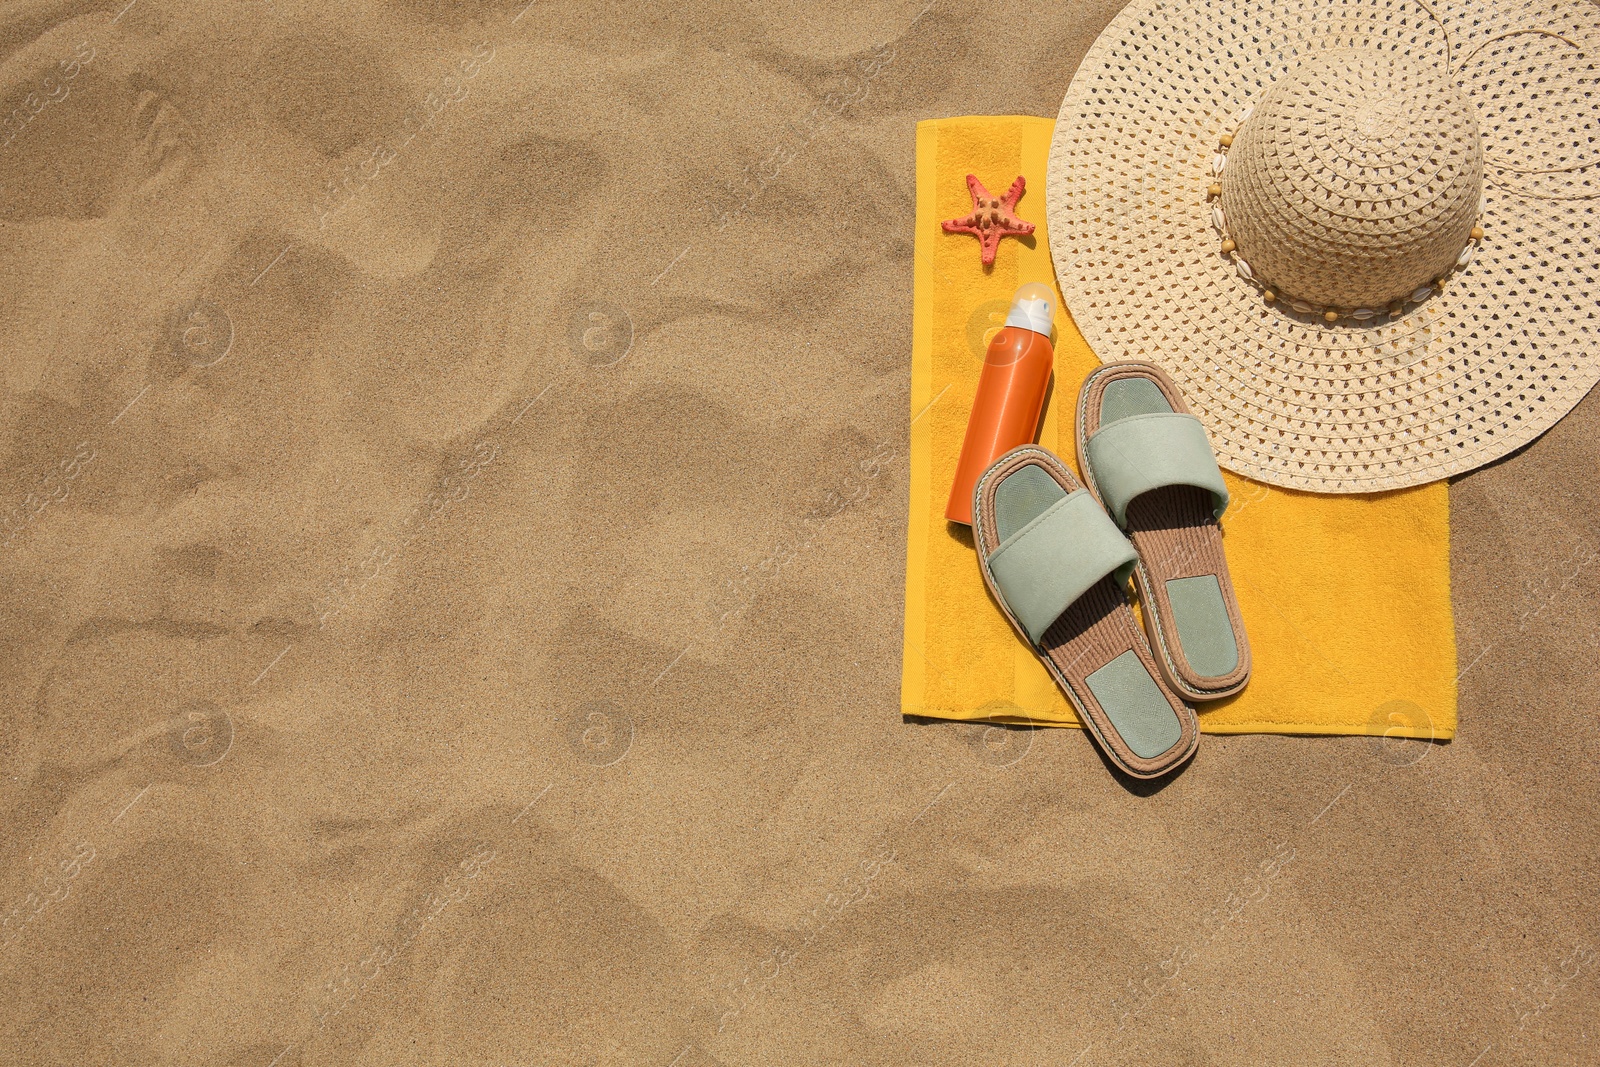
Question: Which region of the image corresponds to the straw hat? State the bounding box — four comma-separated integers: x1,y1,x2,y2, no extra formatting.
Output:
1046,0,1600,492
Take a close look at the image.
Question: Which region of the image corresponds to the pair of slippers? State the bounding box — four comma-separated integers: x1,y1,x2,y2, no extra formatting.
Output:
971,362,1250,779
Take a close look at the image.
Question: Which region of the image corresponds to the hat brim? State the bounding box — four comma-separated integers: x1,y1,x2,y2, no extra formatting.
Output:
1046,0,1600,492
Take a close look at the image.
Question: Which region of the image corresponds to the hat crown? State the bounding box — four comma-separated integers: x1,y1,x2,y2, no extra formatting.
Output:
1221,48,1482,310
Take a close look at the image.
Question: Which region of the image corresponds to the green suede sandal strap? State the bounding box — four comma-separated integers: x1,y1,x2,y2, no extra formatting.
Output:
986,489,1138,644
1084,412,1230,527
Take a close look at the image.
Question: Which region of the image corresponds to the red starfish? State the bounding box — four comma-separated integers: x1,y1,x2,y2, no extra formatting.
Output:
942,174,1035,266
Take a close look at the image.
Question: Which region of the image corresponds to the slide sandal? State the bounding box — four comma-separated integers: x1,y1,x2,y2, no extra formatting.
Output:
972,446,1199,779
1075,361,1252,702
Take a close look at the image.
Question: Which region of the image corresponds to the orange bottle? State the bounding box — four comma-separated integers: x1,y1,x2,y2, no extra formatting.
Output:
946,282,1057,525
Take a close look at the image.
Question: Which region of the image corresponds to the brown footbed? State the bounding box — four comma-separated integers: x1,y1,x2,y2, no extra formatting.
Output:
972,447,1199,779
1075,362,1252,701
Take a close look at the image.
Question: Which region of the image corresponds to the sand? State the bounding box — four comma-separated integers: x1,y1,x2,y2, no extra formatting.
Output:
0,0,1596,1064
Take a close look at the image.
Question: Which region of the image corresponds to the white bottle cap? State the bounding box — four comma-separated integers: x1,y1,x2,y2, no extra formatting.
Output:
1004,281,1055,336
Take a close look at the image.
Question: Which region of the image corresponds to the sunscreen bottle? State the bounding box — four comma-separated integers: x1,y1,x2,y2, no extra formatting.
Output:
945,282,1056,525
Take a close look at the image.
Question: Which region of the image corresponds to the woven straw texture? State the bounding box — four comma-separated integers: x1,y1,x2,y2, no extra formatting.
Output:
1047,0,1600,493
1223,49,1484,309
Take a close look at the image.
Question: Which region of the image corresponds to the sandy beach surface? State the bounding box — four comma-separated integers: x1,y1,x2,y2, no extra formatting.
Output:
1,1,1597,1064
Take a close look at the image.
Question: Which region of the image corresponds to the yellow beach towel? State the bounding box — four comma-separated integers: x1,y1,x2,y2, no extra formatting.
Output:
902,116,1457,740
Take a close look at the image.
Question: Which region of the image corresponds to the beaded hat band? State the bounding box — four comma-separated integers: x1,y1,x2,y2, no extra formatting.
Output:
1046,0,1600,493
